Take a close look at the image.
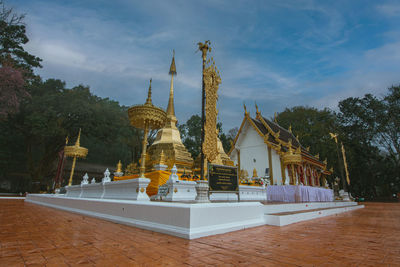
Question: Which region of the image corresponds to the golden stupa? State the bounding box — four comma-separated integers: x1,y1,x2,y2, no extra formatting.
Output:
146,51,194,172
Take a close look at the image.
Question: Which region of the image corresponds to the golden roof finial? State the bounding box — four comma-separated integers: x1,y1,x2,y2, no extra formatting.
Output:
75,128,81,146
274,112,277,123
315,153,319,159
145,78,153,105
255,102,260,114
65,136,69,145
289,124,292,133
116,160,122,173
323,158,327,165
306,146,310,152
243,103,248,115
288,139,293,154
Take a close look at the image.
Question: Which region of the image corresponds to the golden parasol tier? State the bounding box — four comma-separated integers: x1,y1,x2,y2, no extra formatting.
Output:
128,79,167,178
64,129,88,186
281,139,302,185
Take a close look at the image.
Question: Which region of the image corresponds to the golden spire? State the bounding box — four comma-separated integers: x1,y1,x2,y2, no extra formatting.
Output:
75,128,81,146
166,51,176,117
169,50,177,76
116,160,122,173
145,79,153,105
252,168,258,178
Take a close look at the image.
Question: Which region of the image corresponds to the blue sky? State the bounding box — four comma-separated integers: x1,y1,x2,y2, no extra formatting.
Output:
10,0,400,131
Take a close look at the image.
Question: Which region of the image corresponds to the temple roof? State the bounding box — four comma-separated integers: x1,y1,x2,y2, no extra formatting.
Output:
230,110,328,170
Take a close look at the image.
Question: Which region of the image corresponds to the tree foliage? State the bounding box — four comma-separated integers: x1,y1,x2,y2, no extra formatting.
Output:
0,78,142,192
0,1,42,72
276,87,400,199
0,1,42,119
178,114,233,158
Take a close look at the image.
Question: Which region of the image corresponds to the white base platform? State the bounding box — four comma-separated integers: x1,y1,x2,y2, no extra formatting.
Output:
25,194,264,239
264,202,364,226
25,194,363,239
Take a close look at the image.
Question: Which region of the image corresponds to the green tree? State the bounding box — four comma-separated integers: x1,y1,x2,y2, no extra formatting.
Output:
0,78,142,192
178,114,232,158
0,1,42,72
277,106,339,175
0,1,42,119
338,86,400,198
178,114,201,158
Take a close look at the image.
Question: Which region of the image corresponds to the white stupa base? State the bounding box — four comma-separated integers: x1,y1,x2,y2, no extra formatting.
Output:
65,185,82,198
164,180,197,201
66,178,151,201
103,178,151,201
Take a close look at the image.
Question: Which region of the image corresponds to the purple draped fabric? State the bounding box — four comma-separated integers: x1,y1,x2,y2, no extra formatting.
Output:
266,185,333,202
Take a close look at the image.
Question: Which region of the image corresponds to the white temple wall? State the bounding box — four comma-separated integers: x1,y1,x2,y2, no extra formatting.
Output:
233,122,269,178
271,150,282,185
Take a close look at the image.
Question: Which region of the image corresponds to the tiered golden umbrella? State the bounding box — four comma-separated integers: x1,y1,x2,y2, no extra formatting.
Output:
281,139,302,184
64,129,88,186
128,79,167,178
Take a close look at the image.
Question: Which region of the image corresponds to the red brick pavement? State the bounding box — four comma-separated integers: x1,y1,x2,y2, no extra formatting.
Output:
0,200,399,266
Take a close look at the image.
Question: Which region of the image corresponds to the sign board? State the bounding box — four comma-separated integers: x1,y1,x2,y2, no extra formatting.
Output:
157,184,168,197
208,164,239,192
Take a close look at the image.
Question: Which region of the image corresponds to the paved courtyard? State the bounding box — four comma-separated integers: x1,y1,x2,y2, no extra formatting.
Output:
0,200,399,266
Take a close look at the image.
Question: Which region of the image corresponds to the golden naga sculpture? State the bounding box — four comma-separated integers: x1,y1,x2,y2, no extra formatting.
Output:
202,57,221,163
128,79,167,178
64,129,88,186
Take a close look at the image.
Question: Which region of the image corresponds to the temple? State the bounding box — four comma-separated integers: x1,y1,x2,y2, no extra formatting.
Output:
146,52,194,173
229,104,331,186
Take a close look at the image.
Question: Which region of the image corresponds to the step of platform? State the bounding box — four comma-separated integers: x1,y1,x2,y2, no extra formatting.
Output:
264,204,364,226
263,201,358,214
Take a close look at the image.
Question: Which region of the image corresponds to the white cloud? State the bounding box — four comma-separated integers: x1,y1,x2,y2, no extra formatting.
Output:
377,3,400,17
